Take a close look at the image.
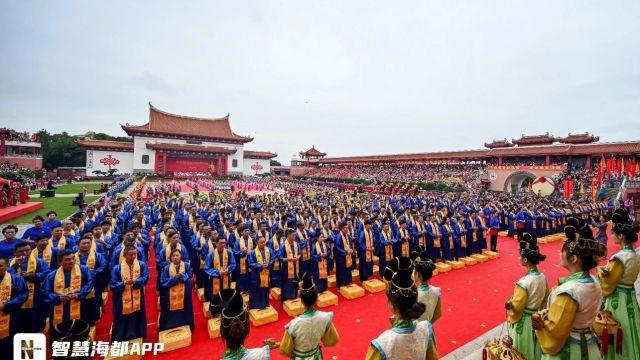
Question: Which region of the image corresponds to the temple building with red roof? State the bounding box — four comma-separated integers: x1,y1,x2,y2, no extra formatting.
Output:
78,103,276,176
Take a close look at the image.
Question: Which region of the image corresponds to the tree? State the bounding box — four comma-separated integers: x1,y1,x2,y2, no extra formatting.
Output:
107,168,119,177
270,159,282,166
92,170,106,177
36,129,86,169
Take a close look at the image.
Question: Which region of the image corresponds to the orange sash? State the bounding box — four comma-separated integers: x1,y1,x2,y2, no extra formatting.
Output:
381,231,393,261
53,265,82,325
254,248,270,288
342,233,352,268
297,230,310,261
445,225,454,248
315,241,328,279
284,241,299,280
399,229,410,257
271,236,281,271
168,261,186,311
0,272,12,338
75,251,96,299
364,230,373,263
120,259,142,315
238,237,253,275
431,222,441,248
416,222,426,247
212,250,230,295
11,256,36,309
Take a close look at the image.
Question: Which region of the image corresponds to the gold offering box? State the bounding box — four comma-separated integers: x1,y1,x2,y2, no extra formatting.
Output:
317,291,339,307
435,263,452,273
446,260,466,269
284,299,304,317
471,254,489,262
362,279,386,293
328,274,336,288
158,325,192,353
270,287,281,301
207,317,221,339
339,284,365,299
249,306,279,326
203,301,211,319
482,250,499,259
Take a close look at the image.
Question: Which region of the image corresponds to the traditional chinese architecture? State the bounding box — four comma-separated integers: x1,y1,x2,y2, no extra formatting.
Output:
558,132,600,144
484,139,514,149
0,128,43,170
298,146,327,166
511,133,558,146
78,103,276,176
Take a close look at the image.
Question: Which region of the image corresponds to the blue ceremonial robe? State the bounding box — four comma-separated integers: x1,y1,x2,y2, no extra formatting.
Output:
267,236,283,286
233,237,253,293
0,273,28,356
377,231,395,277
311,240,330,293
357,230,375,281
76,252,108,325
465,218,479,255
277,241,301,302
204,249,236,301
159,262,195,331
507,213,516,237
110,261,149,341
333,233,353,288
426,222,442,261
440,224,453,261
0,239,19,260
43,265,94,326
453,222,467,259
295,230,313,275
247,247,275,309
10,257,49,332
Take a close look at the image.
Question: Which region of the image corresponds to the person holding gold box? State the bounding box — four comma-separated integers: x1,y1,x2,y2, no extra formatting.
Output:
0,256,29,356
278,229,302,303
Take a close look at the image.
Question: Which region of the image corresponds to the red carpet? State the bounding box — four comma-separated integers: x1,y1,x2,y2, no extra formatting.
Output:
94,234,623,359
0,201,44,223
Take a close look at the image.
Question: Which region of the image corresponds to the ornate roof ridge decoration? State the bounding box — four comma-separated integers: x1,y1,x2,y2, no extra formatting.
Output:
300,145,327,158
121,102,253,143
559,132,600,144
484,139,514,149
145,142,237,154
511,132,559,146
77,139,134,152
243,150,278,159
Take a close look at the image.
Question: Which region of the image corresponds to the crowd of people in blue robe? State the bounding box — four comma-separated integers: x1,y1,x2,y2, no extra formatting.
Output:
0,178,615,356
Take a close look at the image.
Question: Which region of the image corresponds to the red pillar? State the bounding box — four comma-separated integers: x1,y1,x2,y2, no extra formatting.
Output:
546,155,551,166
163,152,168,174
154,151,159,173
216,157,222,176
498,157,503,166
223,156,228,176
586,156,592,168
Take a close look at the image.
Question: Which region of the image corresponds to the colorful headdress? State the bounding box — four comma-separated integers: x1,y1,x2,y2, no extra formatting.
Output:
563,217,603,259
220,289,248,329
383,257,416,298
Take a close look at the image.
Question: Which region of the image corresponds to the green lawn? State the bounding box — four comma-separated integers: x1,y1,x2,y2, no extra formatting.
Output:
3,195,101,225
29,182,104,195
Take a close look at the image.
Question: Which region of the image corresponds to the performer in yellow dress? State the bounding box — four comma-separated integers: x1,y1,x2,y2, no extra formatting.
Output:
597,208,640,359
219,289,270,360
411,246,441,324
366,257,438,360
505,232,548,360
532,217,605,360
279,272,339,359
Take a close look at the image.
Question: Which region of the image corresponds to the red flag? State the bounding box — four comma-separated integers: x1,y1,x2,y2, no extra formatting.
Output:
597,165,603,187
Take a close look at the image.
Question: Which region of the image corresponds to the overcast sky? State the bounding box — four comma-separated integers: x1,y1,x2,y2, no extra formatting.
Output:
1,1,639,162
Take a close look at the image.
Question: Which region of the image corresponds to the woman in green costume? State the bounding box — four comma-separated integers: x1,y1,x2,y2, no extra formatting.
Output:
506,232,548,360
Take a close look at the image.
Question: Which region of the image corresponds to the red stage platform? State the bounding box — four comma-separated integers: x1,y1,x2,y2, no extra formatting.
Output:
0,202,44,224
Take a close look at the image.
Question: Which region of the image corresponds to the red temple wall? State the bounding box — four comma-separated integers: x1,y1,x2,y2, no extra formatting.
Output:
165,157,213,173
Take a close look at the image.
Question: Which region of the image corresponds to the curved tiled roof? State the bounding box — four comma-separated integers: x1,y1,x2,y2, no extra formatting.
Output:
77,140,134,152
243,150,277,159
302,146,327,157
145,142,236,154
319,141,640,164
559,133,600,144
122,103,253,143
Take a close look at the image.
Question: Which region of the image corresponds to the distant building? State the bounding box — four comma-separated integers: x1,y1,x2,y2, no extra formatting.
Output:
77,103,277,176
0,128,43,170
